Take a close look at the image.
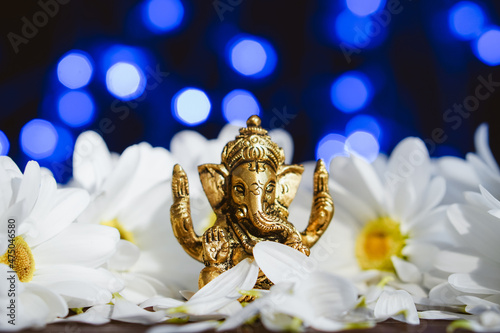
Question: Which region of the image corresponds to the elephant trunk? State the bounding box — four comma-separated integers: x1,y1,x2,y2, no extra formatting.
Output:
251,210,287,234
246,195,291,238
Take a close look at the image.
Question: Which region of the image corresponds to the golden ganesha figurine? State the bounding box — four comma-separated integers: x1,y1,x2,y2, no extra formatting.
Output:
170,115,334,289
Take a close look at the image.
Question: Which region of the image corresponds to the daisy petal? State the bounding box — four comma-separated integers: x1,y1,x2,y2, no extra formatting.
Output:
301,271,358,318
374,290,419,325
26,188,91,247
217,299,262,331
15,290,50,330
111,296,166,324
33,265,124,294
269,129,294,164
447,204,500,264
330,183,378,223
23,282,69,323
418,311,472,320
435,250,500,278
402,242,439,272
186,258,259,315
17,161,41,214
428,282,464,306
119,272,171,304
391,256,421,284
140,296,185,310
464,191,490,208
449,273,500,294
114,144,173,213
436,157,478,190
32,224,119,267
386,138,430,198
149,321,220,333
253,241,309,284
457,295,500,314
419,176,446,213
479,185,500,210
310,317,353,331
107,240,141,272
474,123,500,174
466,153,500,199
330,157,383,217
59,305,112,325
73,131,113,193
170,130,208,168
261,312,302,332
41,280,112,308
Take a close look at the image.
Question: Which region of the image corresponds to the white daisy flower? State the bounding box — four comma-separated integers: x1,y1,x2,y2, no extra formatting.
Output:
71,131,186,304
429,124,500,331
0,157,120,330
308,138,457,299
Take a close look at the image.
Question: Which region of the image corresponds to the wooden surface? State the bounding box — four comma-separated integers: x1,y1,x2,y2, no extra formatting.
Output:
19,320,474,333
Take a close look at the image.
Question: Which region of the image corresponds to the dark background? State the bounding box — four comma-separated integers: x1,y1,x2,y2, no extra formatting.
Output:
1,0,500,182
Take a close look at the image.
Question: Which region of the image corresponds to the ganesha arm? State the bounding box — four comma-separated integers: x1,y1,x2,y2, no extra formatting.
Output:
170,164,203,262
301,159,334,248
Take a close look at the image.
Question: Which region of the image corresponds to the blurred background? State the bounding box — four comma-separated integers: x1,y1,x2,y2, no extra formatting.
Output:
1,0,500,183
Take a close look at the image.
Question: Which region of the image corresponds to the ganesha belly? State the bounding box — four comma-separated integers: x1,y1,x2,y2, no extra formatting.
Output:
170,115,334,289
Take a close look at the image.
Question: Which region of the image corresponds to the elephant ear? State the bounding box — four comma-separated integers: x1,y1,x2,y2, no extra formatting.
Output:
277,164,304,208
198,164,229,211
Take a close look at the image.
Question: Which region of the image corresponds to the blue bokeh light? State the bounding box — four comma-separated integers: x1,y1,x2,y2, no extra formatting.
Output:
345,131,380,163
346,0,386,17
0,131,9,155
222,89,260,126
334,10,386,49
143,0,184,33
173,88,211,126
58,91,95,128
331,71,372,113
346,114,381,140
20,119,58,160
449,1,485,40
101,45,150,72
474,28,500,66
49,126,74,162
57,51,93,89
228,36,277,78
316,133,348,168
106,62,146,100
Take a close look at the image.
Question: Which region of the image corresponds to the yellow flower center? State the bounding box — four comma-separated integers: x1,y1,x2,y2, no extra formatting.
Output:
355,217,406,272
201,211,217,233
0,236,35,282
101,219,135,244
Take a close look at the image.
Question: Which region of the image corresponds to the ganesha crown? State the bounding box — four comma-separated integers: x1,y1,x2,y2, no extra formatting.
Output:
221,115,285,172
